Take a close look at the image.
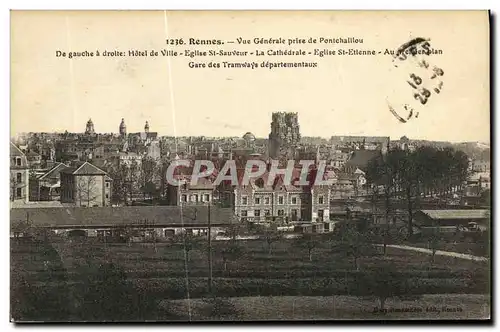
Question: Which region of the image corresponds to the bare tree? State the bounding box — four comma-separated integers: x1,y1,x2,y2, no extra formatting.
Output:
10,177,18,202
261,227,284,255
76,176,99,207
139,157,159,199
428,227,442,265
295,233,320,262
333,226,375,271
219,240,244,272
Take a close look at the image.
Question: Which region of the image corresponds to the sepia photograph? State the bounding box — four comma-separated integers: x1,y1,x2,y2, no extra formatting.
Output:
9,10,491,322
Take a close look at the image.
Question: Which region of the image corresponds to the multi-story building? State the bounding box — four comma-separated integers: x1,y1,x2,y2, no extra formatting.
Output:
26,150,42,168
60,161,112,207
168,176,215,206
230,166,331,223
10,142,29,203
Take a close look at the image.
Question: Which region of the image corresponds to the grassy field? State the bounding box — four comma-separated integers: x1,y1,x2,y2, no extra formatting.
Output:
402,241,490,258
10,236,490,321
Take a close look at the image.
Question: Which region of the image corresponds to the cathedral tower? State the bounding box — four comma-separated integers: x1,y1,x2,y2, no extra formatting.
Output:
268,112,301,158
85,118,95,135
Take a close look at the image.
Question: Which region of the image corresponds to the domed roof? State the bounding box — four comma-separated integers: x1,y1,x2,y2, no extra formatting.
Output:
243,132,256,141
119,118,126,129
87,118,93,124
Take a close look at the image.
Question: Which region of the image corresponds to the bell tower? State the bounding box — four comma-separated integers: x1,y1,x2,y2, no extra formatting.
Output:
119,118,127,138
85,118,95,135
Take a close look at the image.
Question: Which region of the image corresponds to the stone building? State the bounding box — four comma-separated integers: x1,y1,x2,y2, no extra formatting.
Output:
60,161,112,207
85,118,95,135
268,112,301,158
168,177,215,206
10,142,30,203
229,164,331,223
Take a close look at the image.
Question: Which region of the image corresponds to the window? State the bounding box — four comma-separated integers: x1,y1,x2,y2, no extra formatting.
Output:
16,157,21,166
191,194,198,202
106,182,110,188
16,173,22,183
264,210,271,216
241,210,248,217
291,196,297,204
181,194,187,202
255,209,261,217
105,194,109,199
278,209,284,216
204,194,210,202
242,196,248,205
16,188,22,198
318,209,324,220
265,197,270,205
278,196,284,204
318,196,324,204
255,197,261,205
291,209,298,221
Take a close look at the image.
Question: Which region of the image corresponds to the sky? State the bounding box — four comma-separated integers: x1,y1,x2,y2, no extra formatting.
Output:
10,10,490,143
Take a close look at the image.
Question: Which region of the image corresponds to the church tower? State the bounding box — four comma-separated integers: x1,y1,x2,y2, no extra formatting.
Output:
144,121,150,134
119,118,127,138
268,112,301,158
85,118,95,135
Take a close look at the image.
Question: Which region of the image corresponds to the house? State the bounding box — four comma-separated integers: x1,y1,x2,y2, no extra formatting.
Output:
60,161,112,207
344,149,381,174
29,162,69,201
168,177,215,206
10,142,29,203
26,150,42,168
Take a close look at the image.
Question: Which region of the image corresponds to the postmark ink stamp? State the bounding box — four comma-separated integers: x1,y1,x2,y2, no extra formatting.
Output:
387,37,445,123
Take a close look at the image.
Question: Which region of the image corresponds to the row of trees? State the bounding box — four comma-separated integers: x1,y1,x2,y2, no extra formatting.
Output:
366,146,470,237
105,157,171,204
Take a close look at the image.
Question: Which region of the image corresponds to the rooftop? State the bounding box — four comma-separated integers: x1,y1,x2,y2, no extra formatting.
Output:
11,206,237,229
419,209,490,220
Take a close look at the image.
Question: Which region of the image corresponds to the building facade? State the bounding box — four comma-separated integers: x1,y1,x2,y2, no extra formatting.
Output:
10,142,30,203
60,161,112,207
231,167,331,223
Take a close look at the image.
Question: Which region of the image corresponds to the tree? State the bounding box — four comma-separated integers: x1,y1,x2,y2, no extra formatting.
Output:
76,176,99,207
366,146,470,238
157,158,171,199
333,226,375,271
353,261,416,311
10,177,18,202
172,232,201,262
295,233,320,262
225,222,243,241
427,227,442,265
127,160,141,202
139,157,159,199
219,240,244,272
261,227,284,255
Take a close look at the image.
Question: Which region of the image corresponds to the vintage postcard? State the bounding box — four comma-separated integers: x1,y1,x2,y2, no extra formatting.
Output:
10,10,491,322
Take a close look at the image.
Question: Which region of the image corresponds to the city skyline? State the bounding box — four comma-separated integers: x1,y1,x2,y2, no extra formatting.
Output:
10,114,490,144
